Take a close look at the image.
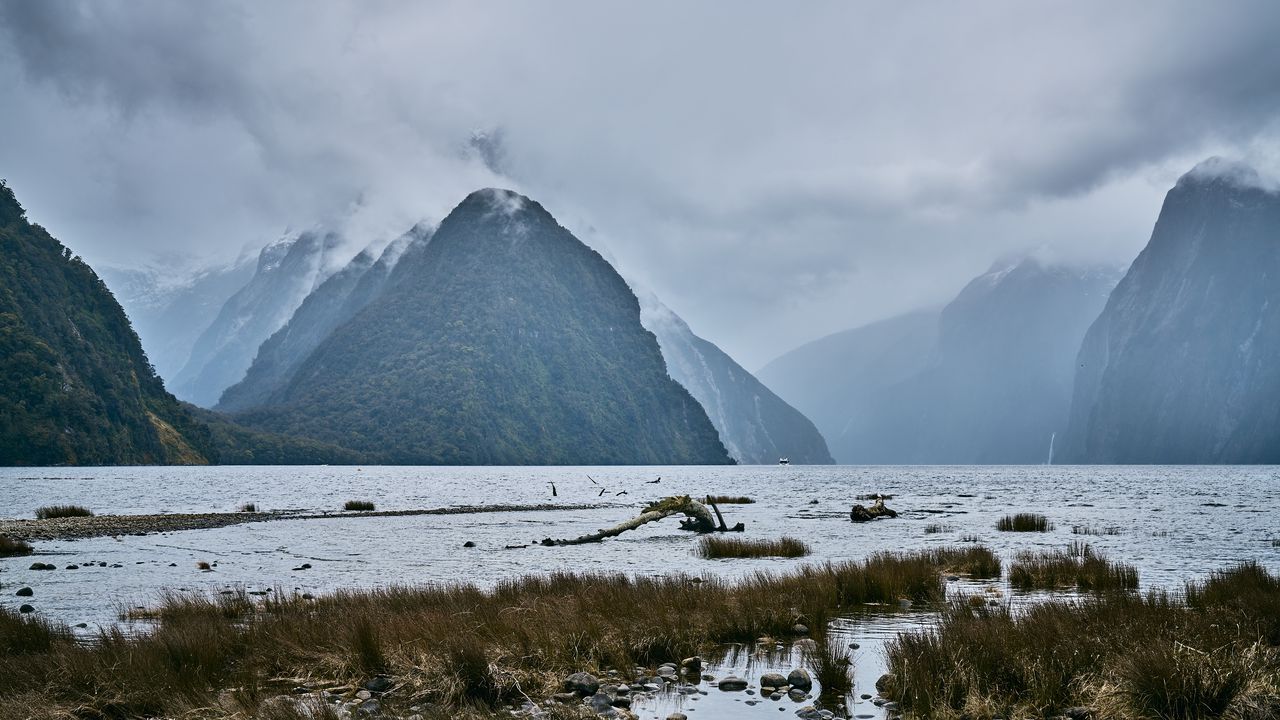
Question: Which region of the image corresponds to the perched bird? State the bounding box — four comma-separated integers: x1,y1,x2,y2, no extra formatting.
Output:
549,482,557,497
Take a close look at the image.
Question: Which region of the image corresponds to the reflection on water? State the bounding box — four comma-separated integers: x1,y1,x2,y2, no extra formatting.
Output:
0,465,1277,716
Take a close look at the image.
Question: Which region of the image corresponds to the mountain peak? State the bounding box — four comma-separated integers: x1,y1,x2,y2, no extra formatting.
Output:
1177,157,1271,192
463,187,533,216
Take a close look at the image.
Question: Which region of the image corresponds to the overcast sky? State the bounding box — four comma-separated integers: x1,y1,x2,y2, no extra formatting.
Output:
3,2,1280,368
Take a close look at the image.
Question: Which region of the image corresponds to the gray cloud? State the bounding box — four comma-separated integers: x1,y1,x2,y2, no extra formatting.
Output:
2,1,1279,367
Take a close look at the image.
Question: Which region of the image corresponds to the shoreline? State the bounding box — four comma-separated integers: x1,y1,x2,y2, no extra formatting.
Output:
0,503,612,542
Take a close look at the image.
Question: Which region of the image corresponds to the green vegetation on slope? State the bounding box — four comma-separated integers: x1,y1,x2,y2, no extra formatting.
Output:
0,180,214,465
238,189,732,465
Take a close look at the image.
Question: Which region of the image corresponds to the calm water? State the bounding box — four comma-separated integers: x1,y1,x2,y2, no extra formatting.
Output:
2,465,1278,719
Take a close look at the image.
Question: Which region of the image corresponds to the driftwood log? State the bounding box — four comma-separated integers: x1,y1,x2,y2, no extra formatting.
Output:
541,495,741,546
850,497,898,522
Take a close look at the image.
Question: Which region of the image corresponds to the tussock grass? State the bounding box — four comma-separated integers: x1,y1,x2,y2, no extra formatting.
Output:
917,546,1002,579
884,563,1280,720
924,523,954,534
0,535,33,557
0,549,978,718
803,636,853,697
238,502,257,513
698,536,809,558
343,500,375,511
34,505,93,520
996,513,1052,532
1008,543,1139,592
704,495,754,504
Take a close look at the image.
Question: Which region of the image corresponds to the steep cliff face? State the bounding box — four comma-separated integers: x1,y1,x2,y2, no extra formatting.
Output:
1063,159,1280,463
640,297,834,464
216,224,432,413
0,181,213,465
236,189,732,465
170,230,344,407
761,259,1118,463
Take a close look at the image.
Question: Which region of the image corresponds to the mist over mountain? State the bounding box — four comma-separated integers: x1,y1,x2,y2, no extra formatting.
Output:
762,259,1120,463
0,181,214,465
1063,159,1280,463
217,223,433,413
640,296,834,465
758,310,940,463
99,256,256,382
234,189,732,465
170,230,347,407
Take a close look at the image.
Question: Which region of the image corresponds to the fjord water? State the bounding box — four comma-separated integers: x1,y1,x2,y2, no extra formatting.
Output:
2,465,1277,719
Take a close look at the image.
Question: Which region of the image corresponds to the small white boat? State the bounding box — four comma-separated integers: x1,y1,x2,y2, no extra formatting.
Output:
778,457,790,465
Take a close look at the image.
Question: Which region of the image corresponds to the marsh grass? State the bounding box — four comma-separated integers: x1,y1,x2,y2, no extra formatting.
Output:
34,505,93,520
884,563,1280,720
803,636,853,698
1008,544,1139,592
996,513,1052,532
924,523,954,534
343,500,375,511
0,535,33,557
239,502,257,512
0,549,980,718
698,536,809,558
918,546,1002,579
704,495,754,504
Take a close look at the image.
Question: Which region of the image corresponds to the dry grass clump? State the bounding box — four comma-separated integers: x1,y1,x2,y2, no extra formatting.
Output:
0,535,33,557
0,548,980,718
803,635,853,698
1072,524,1124,536
343,500,375,511
884,562,1280,720
704,495,754,504
1008,543,1139,593
698,535,809,558
917,546,1002,579
996,513,1052,532
34,505,93,520
238,502,257,513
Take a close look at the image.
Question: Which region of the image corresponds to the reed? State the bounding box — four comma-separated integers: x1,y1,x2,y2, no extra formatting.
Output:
34,505,93,520
0,548,975,718
883,563,1280,719
704,495,754,504
1008,544,1139,592
697,535,809,558
239,502,257,513
343,500,375,511
924,523,954,534
0,535,33,557
996,513,1052,532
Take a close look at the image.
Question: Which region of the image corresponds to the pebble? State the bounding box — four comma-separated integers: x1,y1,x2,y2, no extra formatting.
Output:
717,676,748,691
19,604,35,613
15,587,33,597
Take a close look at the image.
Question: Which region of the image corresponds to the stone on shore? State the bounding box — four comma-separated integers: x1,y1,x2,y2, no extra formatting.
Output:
564,672,600,696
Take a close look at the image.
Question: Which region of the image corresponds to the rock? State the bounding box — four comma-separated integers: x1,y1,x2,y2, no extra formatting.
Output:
28,562,54,571
364,675,393,693
760,672,789,688
301,593,315,600
850,497,898,522
19,604,34,614
15,587,33,597
564,672,600,696
1064,708,1093,720
355,689,372,700
680,656,702,672
611,696,631,708
615,684,630,695
667,714,688,720
717,676,748,691
356,698,381,716
463,541,476,547
875,673,896,694
787,668,813,691
792,623,809,635
64,564,79,570
75,622,87,628
848,642,860,650
587,692,614,713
